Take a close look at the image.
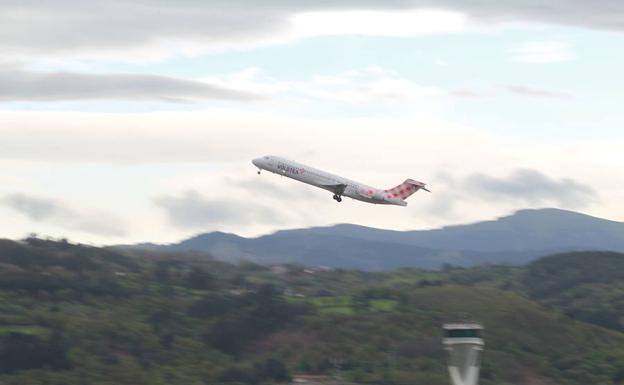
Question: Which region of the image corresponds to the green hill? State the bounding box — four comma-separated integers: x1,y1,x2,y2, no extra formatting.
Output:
525,251,624,331
0,237,624,385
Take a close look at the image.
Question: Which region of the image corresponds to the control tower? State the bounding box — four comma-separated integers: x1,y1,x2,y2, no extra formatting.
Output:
442,323,484,385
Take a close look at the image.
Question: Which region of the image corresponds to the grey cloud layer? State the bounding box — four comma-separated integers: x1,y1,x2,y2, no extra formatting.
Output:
426,169,597,217
3,193,126,236
465,169,597,208
154,190,286,229
1,1,623,57
0,69,260,102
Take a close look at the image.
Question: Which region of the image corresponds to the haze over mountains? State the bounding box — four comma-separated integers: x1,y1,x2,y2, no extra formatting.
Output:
129,208,624,270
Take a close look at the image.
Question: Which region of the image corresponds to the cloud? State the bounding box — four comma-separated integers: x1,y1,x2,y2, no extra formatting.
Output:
509,41,576,64
465,169,597,208
223,176,323,201
1,1,622,60
0,106,479,168
0,111,273,164
506,85,573,99
204,66,446,107
0,65,438,105
0,65,453,164
429,169,598,216
291,9,470,38
2,193,126,236
154,190,287,229
0,68,261,102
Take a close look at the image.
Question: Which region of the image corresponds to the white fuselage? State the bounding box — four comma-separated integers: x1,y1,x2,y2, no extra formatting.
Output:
252,155,408,206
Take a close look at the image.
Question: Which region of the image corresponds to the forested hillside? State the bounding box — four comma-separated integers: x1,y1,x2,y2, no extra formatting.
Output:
0,238,623,385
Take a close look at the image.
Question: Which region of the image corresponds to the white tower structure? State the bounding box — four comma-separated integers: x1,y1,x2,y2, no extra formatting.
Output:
442,323,484,385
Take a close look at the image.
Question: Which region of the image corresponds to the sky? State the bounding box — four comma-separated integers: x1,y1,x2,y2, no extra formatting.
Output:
1,0,623,244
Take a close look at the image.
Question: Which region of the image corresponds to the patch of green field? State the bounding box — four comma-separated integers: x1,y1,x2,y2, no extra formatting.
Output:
369,299,397,312
310,296,352,308
318,306,355,316
311,296,397,314
284,296,306,304
311,296,356,316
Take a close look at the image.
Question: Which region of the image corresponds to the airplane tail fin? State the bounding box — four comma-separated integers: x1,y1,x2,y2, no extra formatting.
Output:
384,179,430,200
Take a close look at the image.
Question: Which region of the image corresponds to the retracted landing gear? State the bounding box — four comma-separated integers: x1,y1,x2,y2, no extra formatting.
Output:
333,194,342,202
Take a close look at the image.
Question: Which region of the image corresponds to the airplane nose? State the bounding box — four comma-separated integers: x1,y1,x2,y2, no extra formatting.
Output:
252,157,261,167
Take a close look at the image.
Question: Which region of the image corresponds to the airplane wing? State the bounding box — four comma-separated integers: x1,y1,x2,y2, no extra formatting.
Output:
321,183,348,195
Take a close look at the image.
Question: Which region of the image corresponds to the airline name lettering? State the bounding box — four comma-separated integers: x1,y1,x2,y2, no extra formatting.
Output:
277,162,303,175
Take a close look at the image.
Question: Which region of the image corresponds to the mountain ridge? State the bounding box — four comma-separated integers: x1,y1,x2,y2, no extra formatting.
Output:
121,208,624,270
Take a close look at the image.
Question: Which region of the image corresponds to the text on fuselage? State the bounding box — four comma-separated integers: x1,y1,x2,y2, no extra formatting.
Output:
277,162,303,175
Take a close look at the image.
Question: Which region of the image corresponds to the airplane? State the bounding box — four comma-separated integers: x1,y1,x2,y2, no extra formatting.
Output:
252,155,429,206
